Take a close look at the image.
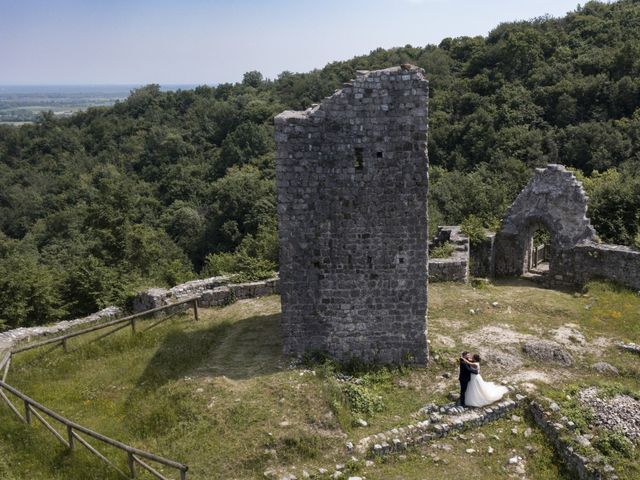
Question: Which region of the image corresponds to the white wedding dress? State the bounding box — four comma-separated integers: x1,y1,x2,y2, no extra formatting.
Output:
464,367,509,407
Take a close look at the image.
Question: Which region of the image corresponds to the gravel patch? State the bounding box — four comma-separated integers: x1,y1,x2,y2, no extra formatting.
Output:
579,387,640,440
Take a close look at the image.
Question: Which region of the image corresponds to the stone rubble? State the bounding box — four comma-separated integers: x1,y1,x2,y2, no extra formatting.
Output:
529,396,618,480
578,387,640,440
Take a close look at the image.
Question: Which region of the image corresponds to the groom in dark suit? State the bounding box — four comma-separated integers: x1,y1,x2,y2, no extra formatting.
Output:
459,351,478,407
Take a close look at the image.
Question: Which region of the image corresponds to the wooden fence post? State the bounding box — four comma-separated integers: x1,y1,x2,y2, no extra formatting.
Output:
131,318,137,334
128,452,136,478
193,299,199,322
24,401,31,424
62,339,68,353
67,425,75,449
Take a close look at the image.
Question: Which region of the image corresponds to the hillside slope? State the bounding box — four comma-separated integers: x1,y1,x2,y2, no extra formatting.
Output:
1,281,638,479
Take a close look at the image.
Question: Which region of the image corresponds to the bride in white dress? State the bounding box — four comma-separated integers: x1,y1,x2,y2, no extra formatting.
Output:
462,354,509,407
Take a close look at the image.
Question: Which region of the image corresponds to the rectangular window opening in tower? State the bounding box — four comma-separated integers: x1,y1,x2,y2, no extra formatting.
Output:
354,147,363,171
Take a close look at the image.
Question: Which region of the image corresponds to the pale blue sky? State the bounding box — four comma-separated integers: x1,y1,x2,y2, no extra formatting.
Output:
0,0,587,85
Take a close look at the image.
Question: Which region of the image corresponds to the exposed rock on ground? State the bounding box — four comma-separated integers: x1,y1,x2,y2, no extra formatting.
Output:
522,340,573,366
618,342,640,355
590,362,619,376
432,334,456,349
551,324,586,351
478,347,523,370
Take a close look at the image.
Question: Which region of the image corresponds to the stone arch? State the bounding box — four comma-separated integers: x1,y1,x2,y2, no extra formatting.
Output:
493,164,597,279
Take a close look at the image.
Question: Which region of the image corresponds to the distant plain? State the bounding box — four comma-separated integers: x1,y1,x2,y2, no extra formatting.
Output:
0,85,197,123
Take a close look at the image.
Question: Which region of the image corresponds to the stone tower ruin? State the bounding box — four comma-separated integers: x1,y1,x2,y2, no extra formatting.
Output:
275,66,429,365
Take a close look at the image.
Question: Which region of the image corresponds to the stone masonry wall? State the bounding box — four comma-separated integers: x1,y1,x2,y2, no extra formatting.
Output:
131,275,230,313
493,164,597,279
428,226,469,283
469,232,495,278
0,307,122,355
275,65,429,365
492,164,640,291
566,243,640,290
0,277,279,358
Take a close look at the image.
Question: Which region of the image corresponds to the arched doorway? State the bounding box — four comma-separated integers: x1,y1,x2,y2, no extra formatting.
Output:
522,222,552,280
493,165,597,280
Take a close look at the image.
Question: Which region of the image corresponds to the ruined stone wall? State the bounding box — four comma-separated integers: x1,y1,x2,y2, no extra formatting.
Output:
564,243,640,290
0,277,280,357
428,226,469,283
529,398,617,479
275,66,429,365
469,233,495,278
493,164,597,278
492,164,640,291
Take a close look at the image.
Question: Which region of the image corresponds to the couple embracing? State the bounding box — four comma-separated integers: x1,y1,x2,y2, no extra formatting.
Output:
458,351,509,408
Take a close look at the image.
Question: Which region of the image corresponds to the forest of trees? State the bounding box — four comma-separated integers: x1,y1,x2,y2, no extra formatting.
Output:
2,0,640,329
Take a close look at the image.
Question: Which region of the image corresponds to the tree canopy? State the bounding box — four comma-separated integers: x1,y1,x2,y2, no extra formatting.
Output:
2,0,640,328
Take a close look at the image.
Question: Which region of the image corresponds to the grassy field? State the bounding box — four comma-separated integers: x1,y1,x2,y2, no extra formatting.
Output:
0,280,638,479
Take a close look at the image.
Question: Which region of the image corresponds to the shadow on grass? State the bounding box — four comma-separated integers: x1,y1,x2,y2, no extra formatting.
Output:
491,276,576,292
132,313,283,391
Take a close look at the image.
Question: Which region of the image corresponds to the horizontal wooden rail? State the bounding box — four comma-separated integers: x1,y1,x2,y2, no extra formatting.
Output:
0,298,199,478
0,379,188,479
11,297,200,355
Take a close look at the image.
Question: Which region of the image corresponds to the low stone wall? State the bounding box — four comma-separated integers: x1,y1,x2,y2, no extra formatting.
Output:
429,260,468,283
131,275,230,312
132,277,279,312
199,279,280,307
428,226,469,283
0,307,121,355
354,395,521,456
0,277,279,355
529,397,616,480
568,242,640,290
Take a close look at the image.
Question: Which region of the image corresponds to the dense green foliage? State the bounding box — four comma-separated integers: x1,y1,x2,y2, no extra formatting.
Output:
2,0,640,327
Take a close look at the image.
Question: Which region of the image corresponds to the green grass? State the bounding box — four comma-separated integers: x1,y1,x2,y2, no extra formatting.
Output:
429,241,455,259
0,281,639,479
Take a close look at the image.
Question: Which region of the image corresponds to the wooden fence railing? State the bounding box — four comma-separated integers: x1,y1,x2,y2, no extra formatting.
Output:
0,297,200,479
11,296,200,356
0,379,188,479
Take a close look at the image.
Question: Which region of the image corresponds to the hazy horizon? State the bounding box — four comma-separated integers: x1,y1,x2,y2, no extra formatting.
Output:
2,0,587,85
0,84,200,90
